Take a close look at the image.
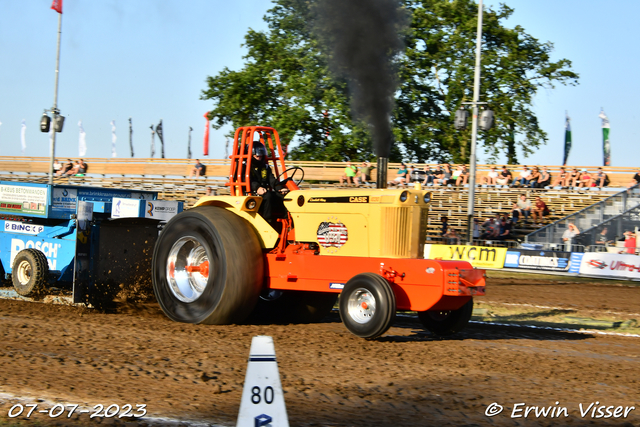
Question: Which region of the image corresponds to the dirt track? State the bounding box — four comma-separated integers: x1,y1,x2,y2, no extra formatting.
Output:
1,275,639,426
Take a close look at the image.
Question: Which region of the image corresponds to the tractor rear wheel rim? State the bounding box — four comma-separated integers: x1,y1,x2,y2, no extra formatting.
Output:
16,260,32,285
347,288,376,324
166,236,210,303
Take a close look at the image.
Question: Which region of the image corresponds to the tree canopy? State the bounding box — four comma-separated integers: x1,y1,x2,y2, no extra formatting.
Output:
202,0,579,164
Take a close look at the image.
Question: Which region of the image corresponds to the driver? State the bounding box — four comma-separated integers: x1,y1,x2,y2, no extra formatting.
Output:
249,141,287,225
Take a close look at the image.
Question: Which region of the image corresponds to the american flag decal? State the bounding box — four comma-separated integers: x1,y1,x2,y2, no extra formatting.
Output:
317,221,348,248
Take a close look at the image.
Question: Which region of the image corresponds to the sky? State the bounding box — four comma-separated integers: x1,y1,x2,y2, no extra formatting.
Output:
0,0,637,167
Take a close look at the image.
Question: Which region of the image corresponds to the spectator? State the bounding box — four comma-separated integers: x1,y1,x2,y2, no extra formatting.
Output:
444,227,461,245
56,159,73,176
551,167,568,187
189,159,206,178
425,165,443,186
65,160,80,176
511,202,521,224
421,166,435,185
568,168,581,188
628,168,640,188
516,165,531,187
482,166,499,185
472,218,481,240
76,159,87,176
455,165,470,186
480,216,499,240
562,222,580,246
496,165,512,187
340,161,358,186
578,169,592,188
433,164,453,186
594,226,612,246
593,167,609,188
440,216,449,241
516,194,532,223
531,196,549,226
357,161,373,186
53,159,62,174
538,166,551,188
388,163,408,187
528,166,541,188
623,231,637,254
497,216,512,240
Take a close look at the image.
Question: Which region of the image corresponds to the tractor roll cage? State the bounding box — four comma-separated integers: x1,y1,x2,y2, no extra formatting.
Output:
227,126,295,196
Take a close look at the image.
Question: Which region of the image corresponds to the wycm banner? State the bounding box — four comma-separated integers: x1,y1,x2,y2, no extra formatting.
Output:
424,244,507,269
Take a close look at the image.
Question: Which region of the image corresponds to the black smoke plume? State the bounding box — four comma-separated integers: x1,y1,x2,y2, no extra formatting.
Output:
313,0,407,158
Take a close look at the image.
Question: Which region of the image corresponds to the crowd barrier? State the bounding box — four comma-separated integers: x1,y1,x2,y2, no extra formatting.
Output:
425,243,640,281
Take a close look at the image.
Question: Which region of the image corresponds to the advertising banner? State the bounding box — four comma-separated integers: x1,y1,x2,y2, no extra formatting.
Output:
504,249,572,272
579,252,640,280
0,184,47,216
425,244,507,269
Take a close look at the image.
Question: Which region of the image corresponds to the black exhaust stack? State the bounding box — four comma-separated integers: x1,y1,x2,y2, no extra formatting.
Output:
376,157,388,188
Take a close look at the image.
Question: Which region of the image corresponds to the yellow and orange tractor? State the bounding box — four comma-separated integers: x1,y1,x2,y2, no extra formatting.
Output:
152,126,485,339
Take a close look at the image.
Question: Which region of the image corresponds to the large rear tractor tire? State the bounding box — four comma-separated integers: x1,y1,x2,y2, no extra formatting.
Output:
249,290,338,324
418,299,473,337
12,248,49,297
339,273,396,339
152,206,264,324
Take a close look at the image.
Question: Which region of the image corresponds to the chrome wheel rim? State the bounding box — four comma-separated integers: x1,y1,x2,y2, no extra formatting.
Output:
347,287,376,324
166,236,210,303
16,260,32,285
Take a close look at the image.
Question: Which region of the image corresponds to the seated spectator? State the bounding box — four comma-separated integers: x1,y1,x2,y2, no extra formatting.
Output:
537,166,551,188
496,165,512,187
65,160,81,176
527,166,541,188
357,161,373,185
496,216,512,240
53,159,62,174
551,167,568,187
567,168,581,188
510,202,521,224
455,165,470,186
76,159,87,176
628,168,640,188
440,216,449,241
593,167,609,188
578,169,592,188
480,216,500,240
189,159,206,178
388,163,408,187
433,164,453,186
516,165,531,187
421,166,435,185
516,194,532,223
340,161,358,186
531,196,549,226
57,159,73,176
425,165,443,186
594,226,613,246
482,166,499,185
443,227,461,245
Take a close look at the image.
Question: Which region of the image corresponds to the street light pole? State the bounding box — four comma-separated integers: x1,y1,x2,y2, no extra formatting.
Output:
48,12,63,184
465,0,483,244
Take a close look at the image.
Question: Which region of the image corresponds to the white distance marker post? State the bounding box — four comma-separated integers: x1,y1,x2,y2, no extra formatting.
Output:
236,336,289,427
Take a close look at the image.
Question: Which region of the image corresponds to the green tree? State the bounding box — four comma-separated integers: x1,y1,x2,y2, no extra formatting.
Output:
202,0,578,164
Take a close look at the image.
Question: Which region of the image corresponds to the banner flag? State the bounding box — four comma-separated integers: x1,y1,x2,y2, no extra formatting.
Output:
563,112,571,165
20,120,26,155
188,127,193,159
78,120,87,156
110,120,117,158
156,120,165,159
51,0,62,13
203,112,210,156
599,109,611,166
129,117,134,157
149,125,155,158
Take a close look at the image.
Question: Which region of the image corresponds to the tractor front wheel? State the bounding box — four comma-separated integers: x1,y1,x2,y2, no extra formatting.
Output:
339,273,396,339
418,299,473,336
152,206,263,324
12,248,49,297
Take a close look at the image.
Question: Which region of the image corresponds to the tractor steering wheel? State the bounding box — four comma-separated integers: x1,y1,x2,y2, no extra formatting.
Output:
277,166,304,189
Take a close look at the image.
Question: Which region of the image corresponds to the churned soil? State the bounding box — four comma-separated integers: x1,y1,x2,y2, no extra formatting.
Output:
0,276,639,426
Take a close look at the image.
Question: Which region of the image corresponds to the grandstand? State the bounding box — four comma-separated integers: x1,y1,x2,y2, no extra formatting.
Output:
1,156,638,251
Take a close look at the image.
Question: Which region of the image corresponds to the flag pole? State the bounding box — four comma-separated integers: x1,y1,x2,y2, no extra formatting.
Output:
48,11,62,184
